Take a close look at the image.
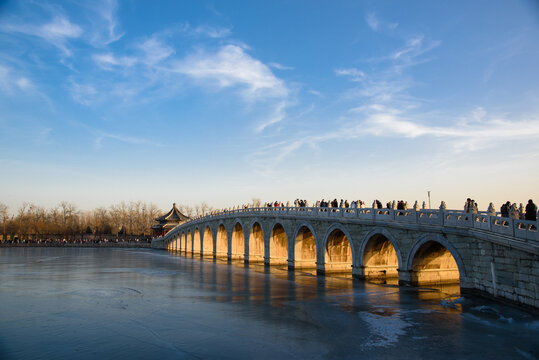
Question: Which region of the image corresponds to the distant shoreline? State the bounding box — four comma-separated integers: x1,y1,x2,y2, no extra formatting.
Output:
0,242,152,248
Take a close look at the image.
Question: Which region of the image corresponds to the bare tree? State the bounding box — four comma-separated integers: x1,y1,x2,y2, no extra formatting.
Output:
0,203,7,241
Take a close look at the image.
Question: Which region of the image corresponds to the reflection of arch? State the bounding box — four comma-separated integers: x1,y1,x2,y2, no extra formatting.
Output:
203,226,213,255
193,228,201,254
269,222,288,265
248,221,264,263
321,223,355,274
406,234,464,285
231,221,245,259
216,223,228,257
293,223,317,269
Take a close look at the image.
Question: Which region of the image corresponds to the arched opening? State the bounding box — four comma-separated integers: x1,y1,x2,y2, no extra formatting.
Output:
181,233,185,253
294,226,316,269
231,223,245,260
411,241,460,285
362,234,399,282
324,229,353,274
248,222,264,263
216,224,228,258
269,223,288,265
203,227,213,255
193,228,201,254
174,235,179,252
186,231,192,254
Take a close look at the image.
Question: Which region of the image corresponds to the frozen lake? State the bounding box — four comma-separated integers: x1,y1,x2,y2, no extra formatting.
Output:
0,247,537,359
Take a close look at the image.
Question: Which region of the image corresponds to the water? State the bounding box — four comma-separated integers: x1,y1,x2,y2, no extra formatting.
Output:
0,248,537,359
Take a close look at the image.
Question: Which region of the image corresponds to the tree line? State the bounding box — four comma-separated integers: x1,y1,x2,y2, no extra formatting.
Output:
0,201,215,242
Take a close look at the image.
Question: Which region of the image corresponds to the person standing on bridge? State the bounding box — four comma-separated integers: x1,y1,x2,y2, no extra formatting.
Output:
525,199,537,221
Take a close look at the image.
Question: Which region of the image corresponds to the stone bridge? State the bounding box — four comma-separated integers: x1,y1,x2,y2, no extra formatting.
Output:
152,205,539,308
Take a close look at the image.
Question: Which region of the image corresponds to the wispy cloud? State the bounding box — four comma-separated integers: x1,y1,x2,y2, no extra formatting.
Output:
138,37,174,65
0,65,34,94
269,62,294,71
335,68,366,82
68,80,99,106
252,22,538,172
85,0,124,46
256,101,287,133
1,15,82,56
192,24,232,38
92,53,137,69
94,132,160,148
169,44,288,99
366,12,398,32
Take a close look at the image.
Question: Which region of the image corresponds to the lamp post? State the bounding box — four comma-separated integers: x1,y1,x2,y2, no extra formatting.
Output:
427,191,431,209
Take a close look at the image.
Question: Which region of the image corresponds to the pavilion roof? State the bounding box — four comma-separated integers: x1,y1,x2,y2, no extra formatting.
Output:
155,203,190,223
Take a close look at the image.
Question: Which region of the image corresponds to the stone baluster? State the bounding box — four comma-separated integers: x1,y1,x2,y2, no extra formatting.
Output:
439,201,447,226
439,201,447,211
487,202,496,231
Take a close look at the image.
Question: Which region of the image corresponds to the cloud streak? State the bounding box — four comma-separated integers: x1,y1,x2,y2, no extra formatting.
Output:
170,45,288,99
1,15,82,56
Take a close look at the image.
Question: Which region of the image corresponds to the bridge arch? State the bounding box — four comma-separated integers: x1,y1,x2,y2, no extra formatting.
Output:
269,221,289,265
193,227,201,254
180,232,186,252
320,223,355,274
202,225,214,256
292,222,317,269
248,220,265,263
186,230,192,254
231,219,246,259
359,228,403,281
215,223,228,258
406,234,465,285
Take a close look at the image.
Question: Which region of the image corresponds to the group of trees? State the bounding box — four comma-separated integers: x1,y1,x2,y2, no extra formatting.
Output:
0,201,213,241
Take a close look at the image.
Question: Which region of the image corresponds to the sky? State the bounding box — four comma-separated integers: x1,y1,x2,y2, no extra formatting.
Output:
1,0,539,213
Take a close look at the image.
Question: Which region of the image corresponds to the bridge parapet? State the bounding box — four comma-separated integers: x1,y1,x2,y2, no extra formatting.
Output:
177,206,538,244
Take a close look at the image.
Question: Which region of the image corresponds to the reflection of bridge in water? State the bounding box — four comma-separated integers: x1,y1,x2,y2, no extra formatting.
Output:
152,205,539,308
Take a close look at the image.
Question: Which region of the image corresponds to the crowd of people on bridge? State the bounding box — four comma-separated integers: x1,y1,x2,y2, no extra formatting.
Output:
239,198,538,222
497,199,537,221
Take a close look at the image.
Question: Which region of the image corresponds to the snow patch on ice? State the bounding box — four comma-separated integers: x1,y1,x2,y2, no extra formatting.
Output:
359,311,412,348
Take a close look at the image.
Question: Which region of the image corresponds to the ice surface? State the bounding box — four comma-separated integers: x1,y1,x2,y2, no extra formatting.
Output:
0,247,537,359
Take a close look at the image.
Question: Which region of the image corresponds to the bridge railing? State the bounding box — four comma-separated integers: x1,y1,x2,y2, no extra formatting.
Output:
167,206,538,244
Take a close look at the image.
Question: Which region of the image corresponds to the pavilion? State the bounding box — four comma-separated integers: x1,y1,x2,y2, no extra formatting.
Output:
152,203,189,237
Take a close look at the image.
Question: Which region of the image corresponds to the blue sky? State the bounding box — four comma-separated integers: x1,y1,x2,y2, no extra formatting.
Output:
1,0,538,212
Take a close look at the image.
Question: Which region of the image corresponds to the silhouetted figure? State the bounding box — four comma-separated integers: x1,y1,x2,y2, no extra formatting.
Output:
500,201,511,218
525,199,537,221
464,198,473,213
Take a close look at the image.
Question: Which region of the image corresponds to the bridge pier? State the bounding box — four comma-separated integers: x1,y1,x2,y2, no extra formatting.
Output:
397,269,413,286
352,265,365,280
287,259,295,270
